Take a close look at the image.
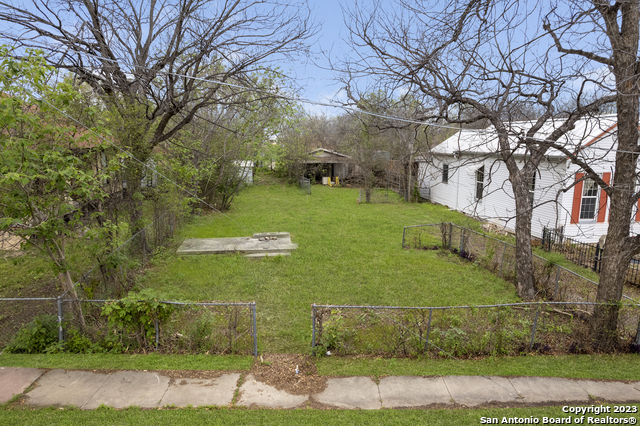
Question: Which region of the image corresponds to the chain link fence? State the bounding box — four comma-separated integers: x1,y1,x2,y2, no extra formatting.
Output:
402,222,640,304
0,298,58,349
311,302,640,358
63,212,180,300
358,188,404,204
0,297,257,356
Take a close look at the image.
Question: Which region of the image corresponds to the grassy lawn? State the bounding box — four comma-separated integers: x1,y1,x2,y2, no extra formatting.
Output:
0,353,253,371
138,180,519,352
2,406,639,425
3,352,639,381
317,353,640,380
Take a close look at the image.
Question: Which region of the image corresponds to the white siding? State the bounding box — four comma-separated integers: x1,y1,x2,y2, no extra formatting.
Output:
422,154,566,239
422,116,640,244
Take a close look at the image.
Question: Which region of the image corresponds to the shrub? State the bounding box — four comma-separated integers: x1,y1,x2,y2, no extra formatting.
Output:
4,314,58,353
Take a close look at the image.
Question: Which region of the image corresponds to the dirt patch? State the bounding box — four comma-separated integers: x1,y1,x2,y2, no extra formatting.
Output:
75,369,229,380
248,353,327,395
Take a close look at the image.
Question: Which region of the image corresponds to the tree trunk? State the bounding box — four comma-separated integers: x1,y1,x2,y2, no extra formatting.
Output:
123,152,148,260
58,270,86,328
591,1,640,349
512,177,536,300
592,105,639,348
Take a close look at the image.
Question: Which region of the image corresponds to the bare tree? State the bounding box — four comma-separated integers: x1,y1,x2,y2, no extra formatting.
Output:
340,0,617,302
0,0,315,240
542,1,640,347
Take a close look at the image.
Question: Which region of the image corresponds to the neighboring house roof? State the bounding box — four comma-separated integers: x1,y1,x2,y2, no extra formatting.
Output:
306,148,352,163
431,115,618,159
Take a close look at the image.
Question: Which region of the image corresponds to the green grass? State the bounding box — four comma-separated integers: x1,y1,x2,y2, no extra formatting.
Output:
1,406,639,425
0,353,253,371
0,253,60,297
139,181,519,352
317,354,640,380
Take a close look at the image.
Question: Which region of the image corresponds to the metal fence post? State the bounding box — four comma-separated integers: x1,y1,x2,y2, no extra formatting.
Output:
499,242,507,277
424,308,433,352
251,302,258,357
554,266,561,299
154,314,159,350
57,296,64,343
312,304,317,351
529,306,541,351
635,307,640,347
402,227,406,248
459,228,465,254
448,222,453,250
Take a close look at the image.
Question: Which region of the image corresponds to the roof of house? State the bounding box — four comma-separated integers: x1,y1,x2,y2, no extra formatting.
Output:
306,148,352,163
431,115,618,159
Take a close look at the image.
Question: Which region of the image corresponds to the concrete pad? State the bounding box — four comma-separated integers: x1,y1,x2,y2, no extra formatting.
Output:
314,377,381,409
26,369,109,407
236,374,307,408
509,377,589,404
444,376,522,406
160,373,240,407
244,252,291,259
379,376,452,408
578,380,640,402
0,367,43,403
83,371,170,409
177,233,298,256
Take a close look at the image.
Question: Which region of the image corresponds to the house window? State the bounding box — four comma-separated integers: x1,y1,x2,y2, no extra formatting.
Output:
442,164,449,183
475,166,484,200
579,177,599,220
529,174,536,206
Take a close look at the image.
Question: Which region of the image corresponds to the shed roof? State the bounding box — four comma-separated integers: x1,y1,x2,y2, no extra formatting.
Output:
306,148,352,163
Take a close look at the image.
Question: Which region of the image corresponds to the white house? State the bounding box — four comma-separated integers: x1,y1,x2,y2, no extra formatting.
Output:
419,115,639,243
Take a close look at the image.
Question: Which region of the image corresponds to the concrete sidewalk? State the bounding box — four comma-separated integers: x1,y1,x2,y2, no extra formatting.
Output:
2,366,640,409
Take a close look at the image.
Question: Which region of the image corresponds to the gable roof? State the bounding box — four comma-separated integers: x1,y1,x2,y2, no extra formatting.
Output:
433,115,618,159
306,148,352,164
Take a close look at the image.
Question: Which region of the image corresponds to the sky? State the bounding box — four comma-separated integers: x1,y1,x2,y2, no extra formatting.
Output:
288,0,613,118
0,0,612,120
289,0,351,116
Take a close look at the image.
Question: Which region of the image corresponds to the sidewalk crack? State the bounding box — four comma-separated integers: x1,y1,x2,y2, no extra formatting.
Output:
442,376,454,404
158,373,171,408
80,372,108,410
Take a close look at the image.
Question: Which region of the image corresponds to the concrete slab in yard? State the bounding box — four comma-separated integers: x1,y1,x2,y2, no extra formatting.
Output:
83,371,170,409
176,232,298,256
509,377,589,404
26,370,109,407
379,376,452,408
444,376,522,406
236,374,307,408
160,373,240,407
314,377,381,409
0,367,43,403
578,380,640,403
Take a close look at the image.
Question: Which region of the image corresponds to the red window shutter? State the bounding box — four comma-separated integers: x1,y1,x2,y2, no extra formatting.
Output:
636,196,640,222
597,172,611,222
571,173,584,224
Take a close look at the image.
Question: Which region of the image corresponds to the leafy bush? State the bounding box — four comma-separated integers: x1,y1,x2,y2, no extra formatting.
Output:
4,314,58,353
101,288,176,349
63,326,103,353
